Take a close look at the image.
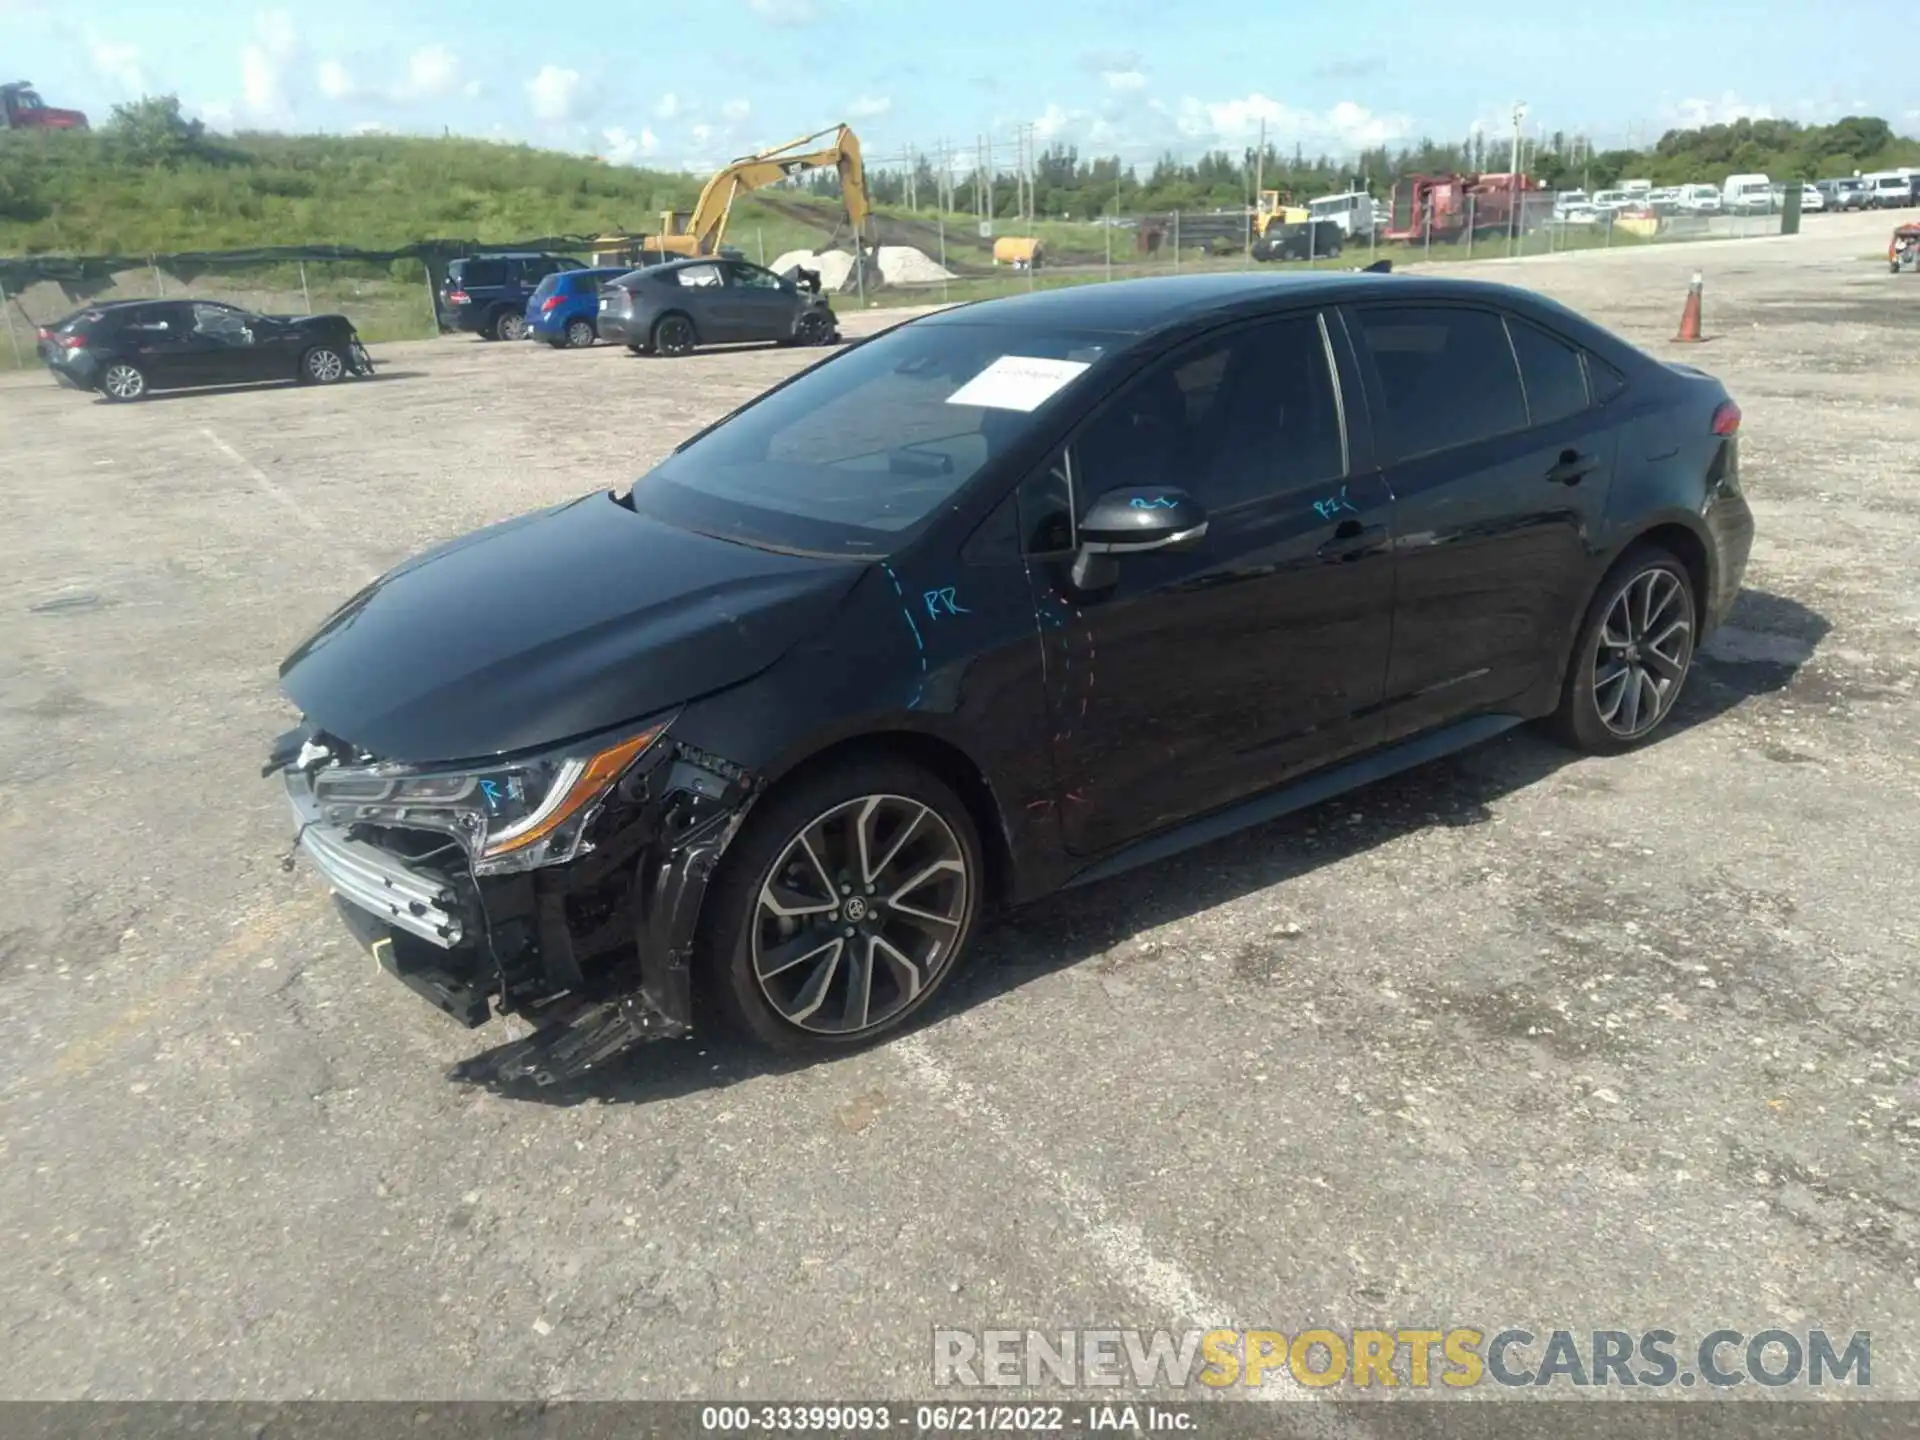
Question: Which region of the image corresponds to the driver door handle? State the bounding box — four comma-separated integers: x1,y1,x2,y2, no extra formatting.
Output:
1547,450,1599,485
1317,520,1387,560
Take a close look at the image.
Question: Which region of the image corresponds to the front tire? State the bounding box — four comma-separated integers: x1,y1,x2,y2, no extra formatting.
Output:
99,362,147,402
794,310,833,346
1546,545,1698,754
700,757,982,1052
300,345,347,384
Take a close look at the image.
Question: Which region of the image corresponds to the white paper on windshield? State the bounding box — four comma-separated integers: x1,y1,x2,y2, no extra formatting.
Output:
945,355,1091,412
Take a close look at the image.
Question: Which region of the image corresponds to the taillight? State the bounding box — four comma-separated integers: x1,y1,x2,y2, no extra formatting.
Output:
1711,400,1741,436
35,327,49,341
447,288,469,305
541,295,563,312
59,334,86,350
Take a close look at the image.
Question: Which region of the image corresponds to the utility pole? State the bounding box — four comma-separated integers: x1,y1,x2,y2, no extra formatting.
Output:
1510,101,1527,177
1254,116,1266,200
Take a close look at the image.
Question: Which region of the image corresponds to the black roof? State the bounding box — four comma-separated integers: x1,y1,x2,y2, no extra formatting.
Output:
918,270,1549,336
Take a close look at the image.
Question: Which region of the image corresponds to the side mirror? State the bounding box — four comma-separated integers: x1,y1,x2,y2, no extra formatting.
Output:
1070,486,1209,589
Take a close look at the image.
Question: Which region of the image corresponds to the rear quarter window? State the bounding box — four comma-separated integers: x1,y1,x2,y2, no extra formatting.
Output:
453,259,507,287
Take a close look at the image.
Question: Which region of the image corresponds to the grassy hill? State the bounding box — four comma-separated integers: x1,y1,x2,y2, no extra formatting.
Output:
0,125,851,258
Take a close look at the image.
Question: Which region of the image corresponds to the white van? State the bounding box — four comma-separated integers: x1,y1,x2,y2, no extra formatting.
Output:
1863,171,1914,208
1722,173,1773,215
1306,190,1375,237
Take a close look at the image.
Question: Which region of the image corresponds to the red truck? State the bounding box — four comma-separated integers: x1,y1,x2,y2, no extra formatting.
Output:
1384,171,1552,244
2,82,89,132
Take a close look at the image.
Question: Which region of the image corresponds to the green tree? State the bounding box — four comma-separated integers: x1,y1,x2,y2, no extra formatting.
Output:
104,95,212,169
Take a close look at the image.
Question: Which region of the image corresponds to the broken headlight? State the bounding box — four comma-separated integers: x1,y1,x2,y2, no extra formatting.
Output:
310,719,672,876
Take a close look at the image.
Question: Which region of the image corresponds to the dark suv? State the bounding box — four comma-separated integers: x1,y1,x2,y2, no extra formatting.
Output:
438,253,584,341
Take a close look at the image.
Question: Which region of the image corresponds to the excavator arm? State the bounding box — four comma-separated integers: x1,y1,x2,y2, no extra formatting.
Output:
664,124,871,256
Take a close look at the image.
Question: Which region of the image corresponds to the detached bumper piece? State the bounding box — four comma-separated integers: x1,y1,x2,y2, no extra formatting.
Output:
446,993,688,1090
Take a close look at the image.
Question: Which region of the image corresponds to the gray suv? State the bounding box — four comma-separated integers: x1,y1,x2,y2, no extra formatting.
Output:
596,258,838,357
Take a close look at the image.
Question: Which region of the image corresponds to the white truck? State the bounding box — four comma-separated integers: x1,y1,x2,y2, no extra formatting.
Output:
1305,190,1376,239
1721,173,1773,215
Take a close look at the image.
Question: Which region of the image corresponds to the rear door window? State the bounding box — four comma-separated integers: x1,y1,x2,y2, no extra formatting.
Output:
677,264,724,289
1350,305,1527,460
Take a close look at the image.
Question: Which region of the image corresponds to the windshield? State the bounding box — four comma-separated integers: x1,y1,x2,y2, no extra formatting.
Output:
627,320,1120,558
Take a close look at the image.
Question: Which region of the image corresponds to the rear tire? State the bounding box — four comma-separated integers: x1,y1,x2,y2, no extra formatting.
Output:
651,312,696,357
699,755,982,1053
1546,544,1698,755
564,318,596,349
492,310,529,343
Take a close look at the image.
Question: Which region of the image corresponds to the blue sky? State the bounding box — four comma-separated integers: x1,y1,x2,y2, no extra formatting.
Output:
3,0,1910,172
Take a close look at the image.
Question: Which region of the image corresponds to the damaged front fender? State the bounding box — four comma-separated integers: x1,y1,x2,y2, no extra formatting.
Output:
450,740,761,1089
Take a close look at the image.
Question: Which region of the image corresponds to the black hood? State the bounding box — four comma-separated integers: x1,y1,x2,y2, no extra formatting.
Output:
278,492,863,763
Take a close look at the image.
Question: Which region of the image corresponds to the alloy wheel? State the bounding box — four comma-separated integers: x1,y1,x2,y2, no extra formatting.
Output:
497,312,529,342
750,794,969,1036
305,347,345,382
566,319,595,348
101,363,145,401
1593,566,1694,739
797,311,830,345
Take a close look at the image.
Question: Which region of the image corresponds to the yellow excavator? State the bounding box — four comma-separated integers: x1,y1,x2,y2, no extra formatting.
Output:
597,124,873,265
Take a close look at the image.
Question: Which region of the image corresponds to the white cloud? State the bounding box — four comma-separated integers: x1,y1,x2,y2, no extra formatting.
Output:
316,59,354,100
1102,70,1147,94
399,44,463,101
1670,92,1774,128
238,10,301,121
1032,102,1080,142
88,37,149,96
603,125,659,163
847,94,891,119
1172,93,1409,152
349,119,389,136
526,64,584,122
746,0,818,23
690,121,714,145
655,92,681,120
720,96,752,123
255,9,298,62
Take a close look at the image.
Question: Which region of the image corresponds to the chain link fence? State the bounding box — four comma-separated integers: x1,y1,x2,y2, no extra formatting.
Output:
0,200,1797,370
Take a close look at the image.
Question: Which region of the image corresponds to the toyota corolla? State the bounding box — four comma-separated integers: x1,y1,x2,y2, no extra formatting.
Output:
265,272,1753,1084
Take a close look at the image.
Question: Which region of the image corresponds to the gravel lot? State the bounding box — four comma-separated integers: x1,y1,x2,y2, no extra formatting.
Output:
2,208,1917,1410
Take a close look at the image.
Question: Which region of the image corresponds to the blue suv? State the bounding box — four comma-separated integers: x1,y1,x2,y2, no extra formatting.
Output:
524,267,632,348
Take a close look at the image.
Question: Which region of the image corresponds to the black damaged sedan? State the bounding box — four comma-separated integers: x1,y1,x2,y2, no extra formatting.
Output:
39,298,373,401
267,272,1753,1083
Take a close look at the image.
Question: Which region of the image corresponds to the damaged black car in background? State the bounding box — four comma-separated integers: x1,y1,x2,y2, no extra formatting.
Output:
267,271,1752,1086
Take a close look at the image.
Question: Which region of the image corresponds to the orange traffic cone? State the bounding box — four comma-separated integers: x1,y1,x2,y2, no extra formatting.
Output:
1674,271,1704,343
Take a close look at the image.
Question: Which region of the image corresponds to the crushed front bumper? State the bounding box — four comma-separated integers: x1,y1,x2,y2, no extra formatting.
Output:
277,734,760,1084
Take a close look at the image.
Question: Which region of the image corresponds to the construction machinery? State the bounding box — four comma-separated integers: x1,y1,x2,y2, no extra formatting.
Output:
626,124,872,262
1,81,88,132
1251,189,1308,239
1383,172,1552,244
992,236,1042,269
